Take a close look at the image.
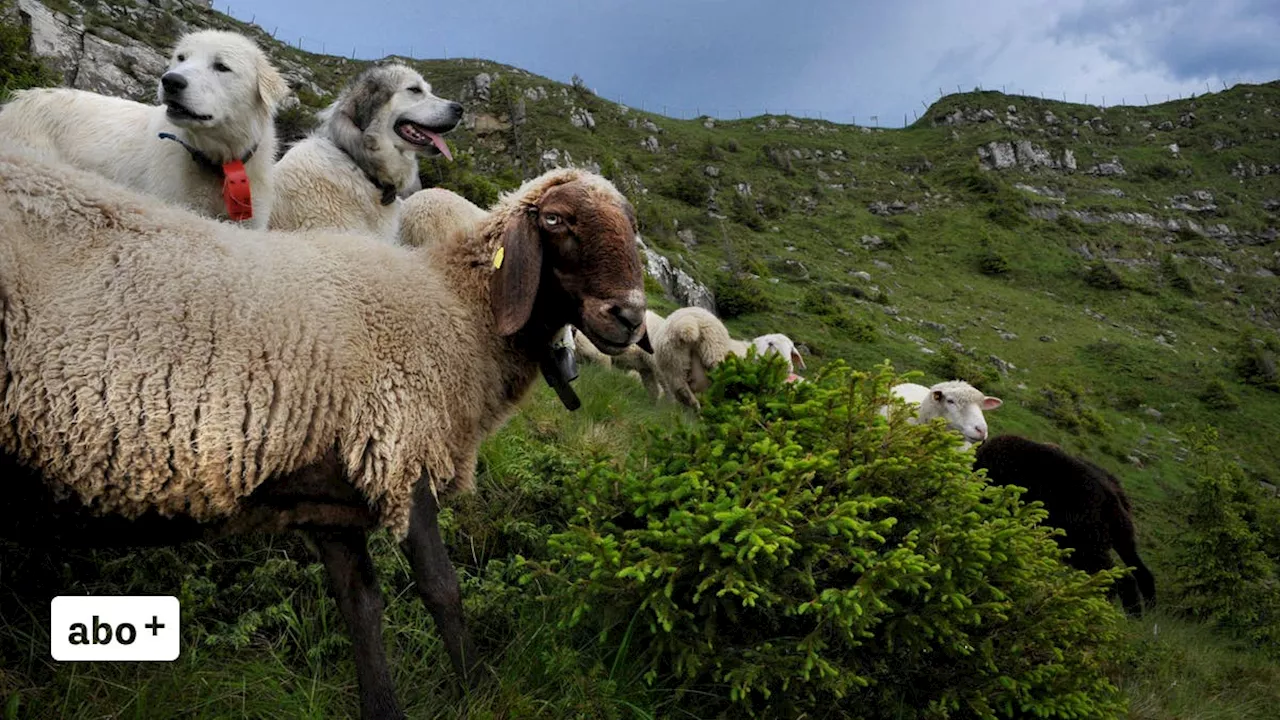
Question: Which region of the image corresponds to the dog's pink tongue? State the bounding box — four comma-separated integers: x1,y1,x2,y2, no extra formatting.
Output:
423,130,453,161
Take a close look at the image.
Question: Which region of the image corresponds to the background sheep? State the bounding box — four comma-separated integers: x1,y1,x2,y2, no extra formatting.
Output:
398,186,490,248
0,146,647,720
752,332,806,375
652,307,797,410
973,434,1157,616
573,310,668,399
886,380,1002,449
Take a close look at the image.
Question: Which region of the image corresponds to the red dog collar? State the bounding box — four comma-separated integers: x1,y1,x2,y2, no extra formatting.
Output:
221,160,253,221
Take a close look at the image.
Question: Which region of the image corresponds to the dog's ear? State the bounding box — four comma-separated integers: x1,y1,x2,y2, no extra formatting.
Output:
490,210,543,336
256,57,290,110
348,79,395,131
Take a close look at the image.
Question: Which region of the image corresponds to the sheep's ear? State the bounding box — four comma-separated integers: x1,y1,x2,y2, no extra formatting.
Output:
931,390,945,403
981,396,1003,410
257,58,290,110
790,349,806,370
490,211,542,336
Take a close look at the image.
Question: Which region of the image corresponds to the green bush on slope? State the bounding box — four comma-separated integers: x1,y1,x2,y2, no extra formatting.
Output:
534,355,1129,719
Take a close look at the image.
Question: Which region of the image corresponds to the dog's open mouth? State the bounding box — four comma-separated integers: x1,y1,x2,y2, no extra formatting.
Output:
166,101,213,123
394,120,453,160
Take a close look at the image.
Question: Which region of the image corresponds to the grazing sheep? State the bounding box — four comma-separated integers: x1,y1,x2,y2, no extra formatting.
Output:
0,145,647,720
652,307,798,410
886,380,1002,449
973,435,1157,615
572,310,668,399
752,332,806,375
269,63,463,239
652,307,749,410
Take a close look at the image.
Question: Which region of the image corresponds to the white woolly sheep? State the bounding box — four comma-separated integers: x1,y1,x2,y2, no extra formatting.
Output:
653,307,801,410
885,380,1003,449
397,186,490,248
0,145,648,720
752,332,807,375
573,310,669,399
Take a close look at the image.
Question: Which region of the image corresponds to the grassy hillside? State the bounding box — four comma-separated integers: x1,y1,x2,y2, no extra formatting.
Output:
2,1,1280,717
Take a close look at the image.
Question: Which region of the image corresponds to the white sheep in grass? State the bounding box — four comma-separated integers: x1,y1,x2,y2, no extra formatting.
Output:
0,144,648,720
653,306,804,410
573,310,669,400
752,332,807,378
884,380,1003,449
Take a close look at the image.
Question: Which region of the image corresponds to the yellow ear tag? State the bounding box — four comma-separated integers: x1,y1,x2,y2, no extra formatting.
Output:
492,246,505,269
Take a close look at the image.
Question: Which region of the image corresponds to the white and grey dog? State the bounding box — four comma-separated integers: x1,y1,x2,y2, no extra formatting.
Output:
0,30,288,228
269,62,464,239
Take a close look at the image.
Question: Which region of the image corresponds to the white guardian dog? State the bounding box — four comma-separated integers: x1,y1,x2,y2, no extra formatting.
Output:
0,30,288,228
269,62,463,239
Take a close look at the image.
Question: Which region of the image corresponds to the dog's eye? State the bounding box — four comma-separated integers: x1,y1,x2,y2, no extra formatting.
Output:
408,86,424,95
213,62,231,73
176,54,186,62
544,214,561,226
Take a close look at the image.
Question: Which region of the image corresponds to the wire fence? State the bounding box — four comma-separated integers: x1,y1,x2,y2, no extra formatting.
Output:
218,4,1257,128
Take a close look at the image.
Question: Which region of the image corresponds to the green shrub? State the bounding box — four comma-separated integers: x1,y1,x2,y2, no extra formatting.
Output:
1033,381,1112,435
1084,262,1126,291
1140,162,1178,181
929,347,998,389
1198,378,1240,411
658,167,712,207
1234,331,1280,392
537,359,1128,718
801,288,878,341
1160,255,1196,295
713,273,771,318
977,239,1011,276
728,191,764,231
1169,427,1280,655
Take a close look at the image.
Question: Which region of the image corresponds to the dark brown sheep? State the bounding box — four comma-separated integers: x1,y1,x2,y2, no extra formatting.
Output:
973,434,1156,616
0,152,650,720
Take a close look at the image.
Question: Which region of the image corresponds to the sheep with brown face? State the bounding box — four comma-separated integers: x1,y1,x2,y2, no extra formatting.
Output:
0,144,648,720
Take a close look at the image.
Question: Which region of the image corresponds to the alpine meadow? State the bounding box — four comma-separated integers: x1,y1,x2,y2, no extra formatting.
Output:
2,1,1280,718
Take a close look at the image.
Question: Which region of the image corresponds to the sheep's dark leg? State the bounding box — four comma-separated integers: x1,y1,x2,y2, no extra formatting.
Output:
1111,534,1157,613
401,479,479,683
311,529,404,720
1071,545,1145,617
1108,510,1157,613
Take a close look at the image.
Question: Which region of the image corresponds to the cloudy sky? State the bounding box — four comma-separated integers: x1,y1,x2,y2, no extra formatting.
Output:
230,0,1280,124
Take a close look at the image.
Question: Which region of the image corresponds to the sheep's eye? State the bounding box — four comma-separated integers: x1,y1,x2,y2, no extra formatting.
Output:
947,398,956,405
213,61,231,73
176,54,186,62
408,86,424,95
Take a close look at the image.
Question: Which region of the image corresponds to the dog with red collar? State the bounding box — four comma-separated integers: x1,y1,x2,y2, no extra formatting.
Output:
0,30,288,228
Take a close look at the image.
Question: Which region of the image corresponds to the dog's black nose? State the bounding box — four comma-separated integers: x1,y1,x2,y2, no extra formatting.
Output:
608,304,644,333
161,73,188,94
447,101,464,118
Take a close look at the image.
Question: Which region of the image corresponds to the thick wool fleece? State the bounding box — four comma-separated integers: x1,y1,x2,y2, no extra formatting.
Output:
0,146,620,539
398,187,490,248
654,306,749,407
